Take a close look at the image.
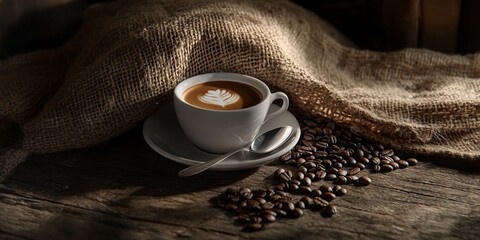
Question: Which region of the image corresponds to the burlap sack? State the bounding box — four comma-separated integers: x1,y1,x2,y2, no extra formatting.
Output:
1,0,479,182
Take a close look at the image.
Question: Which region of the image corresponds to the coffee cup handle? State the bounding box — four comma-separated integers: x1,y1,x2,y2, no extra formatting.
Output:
264,92,289,123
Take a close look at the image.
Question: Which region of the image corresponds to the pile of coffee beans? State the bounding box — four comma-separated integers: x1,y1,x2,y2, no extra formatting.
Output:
215,116,418,231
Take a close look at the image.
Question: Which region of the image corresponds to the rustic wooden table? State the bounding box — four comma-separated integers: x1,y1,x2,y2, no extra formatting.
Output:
1,123,479,240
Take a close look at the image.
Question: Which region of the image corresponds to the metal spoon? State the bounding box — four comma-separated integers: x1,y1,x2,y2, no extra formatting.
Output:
178,126,294,177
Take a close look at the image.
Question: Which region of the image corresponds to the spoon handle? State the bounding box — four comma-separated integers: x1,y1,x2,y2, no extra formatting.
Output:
178,149,242,177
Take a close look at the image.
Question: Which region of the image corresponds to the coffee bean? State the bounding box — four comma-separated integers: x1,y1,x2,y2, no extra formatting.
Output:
275,190,288,197
392,155,400,161
323,159,333,168
322,192,336,202
279,173,291,183
323,204,337,217
246,200,261,210
296,158,306,167
325,174,337,181
372,164,381,172
315,151,328,158
270,194,281,201
263,214,276,223
355,163,366,170
246,223,263,231
237,214,250,222
248,190,262,199
397,160,409,168
346,175,359,183
274,209,288,217
316,164,326,171
336,175,348,185
347,167,361,175
354,149,364,158
283,202,295,212
225,203,238,211
304,162,317,169
276,183,286,191
295,201,306,209
380,164,394,172
313,197,329,208
274,168,286,178
371,157,381,165
319,185,333,193
335,187,347,196
390,162,400,170
238,200,247,208
357,157,370,165
262,202,275,210
380,159,391,165
316,170,327,179
305,172,316,180
298,166,308,174
256,198,267,205
291,208,304,218
311,189,322,197
346,157,357,166
302,177,312,186
293,172,304,181
299,186,313,194
381,149,394,157
280,152,292,162
358,176,371,186
290,180,301,185
300,196,314,207
407,158,418,166
333,162,343,169
304,120,316,127
289,183,299,191
364,144,374,152
383,156,394,162
286,159,296,166
330,135,338,144
250,216,262,224
327,168,339,174
303,134,315,141
337,169,348,176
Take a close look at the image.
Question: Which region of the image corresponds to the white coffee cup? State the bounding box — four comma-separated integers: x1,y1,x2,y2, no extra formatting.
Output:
173,72,289,153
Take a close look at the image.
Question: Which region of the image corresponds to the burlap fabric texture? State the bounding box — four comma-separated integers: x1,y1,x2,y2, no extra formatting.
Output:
1,0,479,182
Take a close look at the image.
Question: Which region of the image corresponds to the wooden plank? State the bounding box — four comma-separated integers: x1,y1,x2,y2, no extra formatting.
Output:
420,0,462,53
0,126,479,239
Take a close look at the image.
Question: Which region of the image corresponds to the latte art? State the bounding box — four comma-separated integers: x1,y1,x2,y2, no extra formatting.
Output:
183,81,263,110
199,89,240,107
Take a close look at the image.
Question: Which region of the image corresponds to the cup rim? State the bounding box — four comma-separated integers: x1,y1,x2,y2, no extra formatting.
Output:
174,72,271,113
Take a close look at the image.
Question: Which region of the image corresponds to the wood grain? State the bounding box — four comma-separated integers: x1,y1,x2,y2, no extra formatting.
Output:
1,124,479,240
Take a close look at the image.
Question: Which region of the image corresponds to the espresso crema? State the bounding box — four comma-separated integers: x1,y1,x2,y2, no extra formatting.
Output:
183,81,263,110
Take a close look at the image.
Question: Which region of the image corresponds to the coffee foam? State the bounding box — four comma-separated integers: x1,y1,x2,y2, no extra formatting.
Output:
199,89,240,107
183,81,262,110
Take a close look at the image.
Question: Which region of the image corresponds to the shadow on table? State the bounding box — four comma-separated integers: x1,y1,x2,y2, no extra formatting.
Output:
4,124,258,198
414,153,480,174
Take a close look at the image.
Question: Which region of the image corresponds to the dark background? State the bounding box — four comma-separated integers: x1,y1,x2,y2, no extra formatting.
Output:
1,0,479,59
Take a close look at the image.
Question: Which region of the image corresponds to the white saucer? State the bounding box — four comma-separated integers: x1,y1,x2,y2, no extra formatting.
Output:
143,103,301,171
